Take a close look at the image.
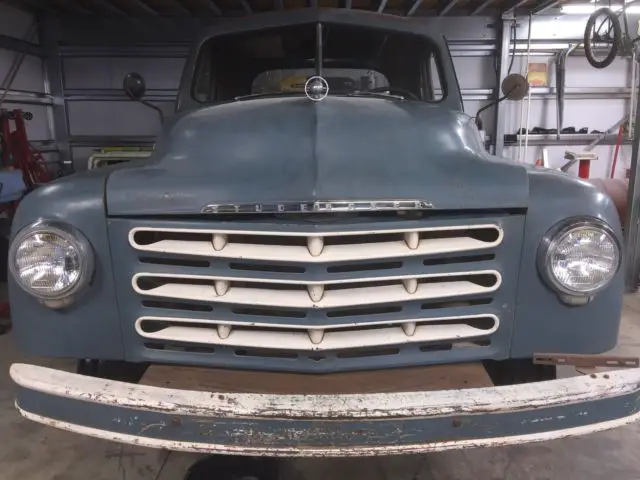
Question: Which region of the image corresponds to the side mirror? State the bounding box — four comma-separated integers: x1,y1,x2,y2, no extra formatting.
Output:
122,72,164,125
123,72,146,100
501,73,529,101
474,73,530,139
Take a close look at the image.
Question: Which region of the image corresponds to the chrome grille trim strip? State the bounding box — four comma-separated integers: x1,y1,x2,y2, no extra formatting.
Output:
132,271,502,309
135,314,499,351
132,270,502,287
128,224,503,263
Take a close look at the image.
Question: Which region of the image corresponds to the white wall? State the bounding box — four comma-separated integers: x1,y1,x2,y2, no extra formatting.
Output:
0,3,49,142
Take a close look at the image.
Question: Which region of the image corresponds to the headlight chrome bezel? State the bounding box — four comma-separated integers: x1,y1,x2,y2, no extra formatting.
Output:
9,220,95,303
537,216,621,299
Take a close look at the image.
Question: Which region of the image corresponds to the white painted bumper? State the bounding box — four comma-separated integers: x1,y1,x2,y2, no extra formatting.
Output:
10,363,640,457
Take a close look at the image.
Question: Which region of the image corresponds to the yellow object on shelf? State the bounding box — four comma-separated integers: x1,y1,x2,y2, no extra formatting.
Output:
87,150,153,170
98,146,154,153
527,63,548,87
279,76,307,92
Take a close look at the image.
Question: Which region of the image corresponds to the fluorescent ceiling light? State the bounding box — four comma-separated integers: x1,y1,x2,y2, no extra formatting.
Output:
561,3,640,14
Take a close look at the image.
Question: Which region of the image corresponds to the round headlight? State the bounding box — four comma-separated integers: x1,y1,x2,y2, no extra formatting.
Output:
9,221,94,301
538,218,621,297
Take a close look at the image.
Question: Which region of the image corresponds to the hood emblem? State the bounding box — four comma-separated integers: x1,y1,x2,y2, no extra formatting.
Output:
305,76,329,102
201,200,434,214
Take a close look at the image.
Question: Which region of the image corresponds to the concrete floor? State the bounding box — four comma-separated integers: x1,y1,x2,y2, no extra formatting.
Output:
2,297,640,480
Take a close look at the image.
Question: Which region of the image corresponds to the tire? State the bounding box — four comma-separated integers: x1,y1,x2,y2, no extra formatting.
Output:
185,456,279,480
0,234,8,282
483,359,556,386
584,7,620,69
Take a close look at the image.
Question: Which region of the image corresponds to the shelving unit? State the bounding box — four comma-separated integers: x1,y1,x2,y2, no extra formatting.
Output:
504,134,634,147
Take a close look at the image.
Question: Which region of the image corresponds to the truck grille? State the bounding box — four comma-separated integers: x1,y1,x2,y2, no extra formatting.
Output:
129,224,503,263
110,214,523,372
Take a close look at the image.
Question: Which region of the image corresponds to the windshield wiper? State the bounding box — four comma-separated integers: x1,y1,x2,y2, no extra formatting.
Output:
233,91,405,102
346,91,405,100
233,92,302,101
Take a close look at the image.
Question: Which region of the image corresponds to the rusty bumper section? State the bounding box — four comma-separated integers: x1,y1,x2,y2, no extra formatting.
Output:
10,363,640,457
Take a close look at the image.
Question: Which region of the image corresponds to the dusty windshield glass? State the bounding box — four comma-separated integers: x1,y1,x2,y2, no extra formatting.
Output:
191,22,445,103
252,68,389,95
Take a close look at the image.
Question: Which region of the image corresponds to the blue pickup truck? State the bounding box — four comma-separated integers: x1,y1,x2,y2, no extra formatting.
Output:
7,9,639,456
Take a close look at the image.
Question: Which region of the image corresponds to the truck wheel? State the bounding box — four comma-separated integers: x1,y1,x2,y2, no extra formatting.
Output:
0,234,8,282
77,359,99,375
0,322,10,335
584,7,620,69
76,359,148,383
483,359,556,386
184,456,279,480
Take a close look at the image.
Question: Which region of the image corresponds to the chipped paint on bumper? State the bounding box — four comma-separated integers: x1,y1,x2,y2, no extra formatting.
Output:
10,363,640,457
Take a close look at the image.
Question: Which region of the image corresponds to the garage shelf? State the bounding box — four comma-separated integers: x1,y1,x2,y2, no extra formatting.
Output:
504,134,634,147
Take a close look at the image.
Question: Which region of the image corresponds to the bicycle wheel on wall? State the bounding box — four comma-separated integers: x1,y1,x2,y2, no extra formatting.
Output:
584,7,621,68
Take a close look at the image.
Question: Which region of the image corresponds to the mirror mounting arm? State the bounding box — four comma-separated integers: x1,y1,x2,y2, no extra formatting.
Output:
127,92,165,125
144,100,165,126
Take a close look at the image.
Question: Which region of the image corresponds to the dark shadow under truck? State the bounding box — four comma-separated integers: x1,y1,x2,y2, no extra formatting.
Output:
7,9,640,456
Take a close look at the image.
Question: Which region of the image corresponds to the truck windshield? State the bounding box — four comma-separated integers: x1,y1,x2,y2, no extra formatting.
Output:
252,68,389,95
192,22,444,103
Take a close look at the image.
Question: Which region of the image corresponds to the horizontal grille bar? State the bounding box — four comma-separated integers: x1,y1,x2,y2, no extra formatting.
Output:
135,315,499,351
132,271,501,309
129,224,503,263
132,270,500,287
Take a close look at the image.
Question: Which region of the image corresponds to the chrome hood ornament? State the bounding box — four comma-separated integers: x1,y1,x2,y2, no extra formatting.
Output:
201,200,434,214
305,76,329,102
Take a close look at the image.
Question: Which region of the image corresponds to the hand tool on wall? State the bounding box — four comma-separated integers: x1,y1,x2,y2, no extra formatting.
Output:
611,124,626,178
555,44,579,141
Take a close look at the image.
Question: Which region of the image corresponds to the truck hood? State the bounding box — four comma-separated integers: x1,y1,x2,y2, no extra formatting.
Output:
106,96,529,215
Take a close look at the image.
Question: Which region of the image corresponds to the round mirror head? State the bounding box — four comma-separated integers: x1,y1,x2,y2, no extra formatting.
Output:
501,73,529,101
123,72,146,100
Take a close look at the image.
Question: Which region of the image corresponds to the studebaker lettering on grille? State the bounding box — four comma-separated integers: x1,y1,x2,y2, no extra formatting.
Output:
200,199,435,214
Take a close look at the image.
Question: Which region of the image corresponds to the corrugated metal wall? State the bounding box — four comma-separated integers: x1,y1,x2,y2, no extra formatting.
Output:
0,3,49,143
64,55,185,166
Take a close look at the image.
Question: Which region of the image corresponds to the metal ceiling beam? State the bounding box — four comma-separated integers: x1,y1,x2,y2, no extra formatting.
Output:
127,0,160,15
50,0,94,14
0,0,50,14
530,0,561,15
407,0,425,16
503,0,531,13
471,0,494,15
204,0,222,15
169,0,194,15
240,0,252,13
0,34,45,57
438,0,459,15
86,0,128,15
